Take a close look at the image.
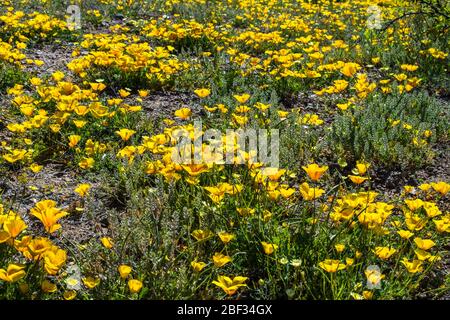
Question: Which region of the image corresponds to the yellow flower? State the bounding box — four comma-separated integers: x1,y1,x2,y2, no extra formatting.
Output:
237,207,255,217
74,184,91,197
3,149,28,163
374,247,396,260
212,275,247,296
68,135,81,148
423,202,442,218
138,90,149,97
397,229,414,239
348,175,368,184
90,82,106,91
318,259,346,273
116,129,136,141
191,229,213,241
341,62,361,77
401,259,423,273
337,102,351,111
181,164,210,176
414,249,431,261
405,199,424,211
118,265,132,279
301,113,323,126
191,261,207,272
128,279,143,294
0,264,26,282
82,276,100,289
261,167,286,181
302,163,328,181
355,161,370,175
101,237,114,249
413,237,435,250
363,291,373,300
63,290,77,300
30,163,43,173
79,157,95,170
23,237,52,260
43,246,67,275
118,89,131,98
194,88,211,98
30,200,68,234
235,105,250,113
1,212,27,240
73,120,87,128
212,252,232,267
345,258,354,266
433,219,449,233
52,71,65,82
299,182,325,200
218,232,235,244
30,77,42,86
261,241,278,255
41,279,57,293
430,181,450,195
419,183,431,192
174,107,192,120
233,93,251,104
400,64,419,72
334,244,346,253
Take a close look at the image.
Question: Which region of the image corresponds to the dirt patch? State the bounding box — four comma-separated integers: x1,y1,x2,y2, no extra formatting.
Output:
24,43,75,78
0,163,102,243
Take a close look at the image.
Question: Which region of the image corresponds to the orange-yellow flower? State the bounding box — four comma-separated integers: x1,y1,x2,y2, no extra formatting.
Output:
174,107,192,120
101,237,114,249
302,163,328,181
128,279,143,293
341,62,361,77
116,129,136,141
374,247,396,260
74,183,91,197
233,93,251,104
218,232,235,244
41,279,57,293
191,229,213,241
43,246,67,275
348,175,369,184
191,261,207,272
413,237,435,250
261,241,278,255
318,259,346,273
82,276,100,289
63,290,77,300
401,259,423,273
212,275,247,296
299,182,325,200
430,182,450,195
118,265,132,279
0,264,26,282
30,200,68,234
69,135,82,149
212,252,232,267
194,88,211,98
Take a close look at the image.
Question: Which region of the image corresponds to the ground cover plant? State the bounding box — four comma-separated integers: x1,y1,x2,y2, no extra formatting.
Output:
0,0,449,300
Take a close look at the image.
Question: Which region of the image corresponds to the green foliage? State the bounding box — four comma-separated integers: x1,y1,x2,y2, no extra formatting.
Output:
328,91,449,169
0,62,27,93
